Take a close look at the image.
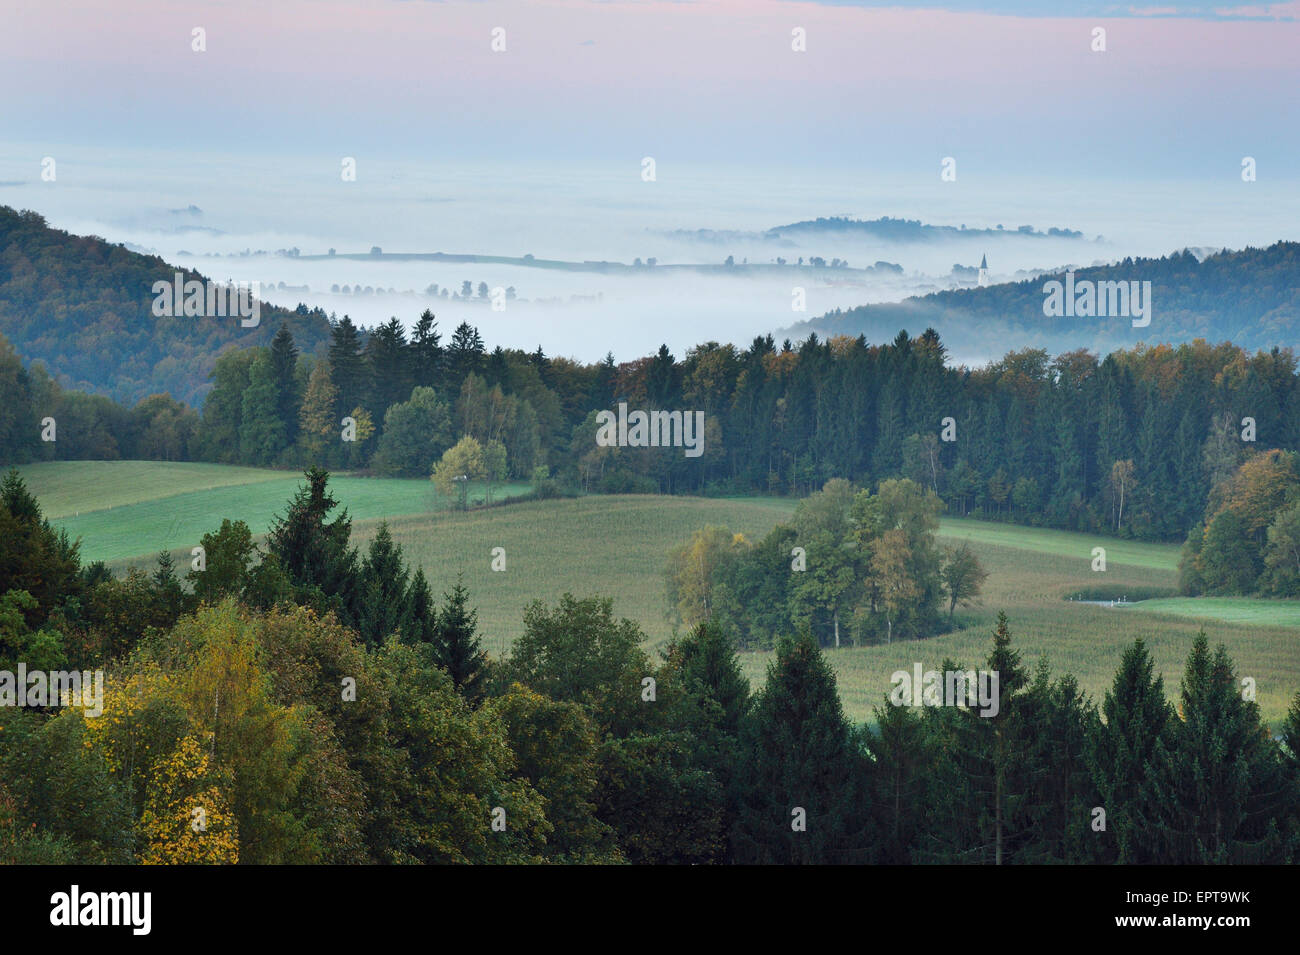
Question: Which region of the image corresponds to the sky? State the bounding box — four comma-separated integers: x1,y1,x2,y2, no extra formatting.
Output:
1,0,1298,177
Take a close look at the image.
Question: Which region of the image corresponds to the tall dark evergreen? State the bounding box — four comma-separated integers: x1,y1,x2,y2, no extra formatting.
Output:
327,316,368,420
401,566,436,644
431,576,487,702
1145,631,1290,863
867,700,933,864
1088,637,1172,863
357,521,409,647
409,310,444,390
730,631,873,864
269,323,301,446
365,317,410,420
920,614,1031,864
446,322,485,388
265,467,360,624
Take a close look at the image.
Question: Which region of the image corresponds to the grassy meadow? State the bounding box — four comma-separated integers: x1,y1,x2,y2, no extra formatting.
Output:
17,461,1300,728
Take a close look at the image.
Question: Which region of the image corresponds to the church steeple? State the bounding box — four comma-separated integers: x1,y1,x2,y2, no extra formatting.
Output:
977,254,989,287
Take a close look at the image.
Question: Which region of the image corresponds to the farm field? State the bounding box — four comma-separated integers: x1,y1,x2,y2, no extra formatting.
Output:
13,462,1300,728
1122,597,1300,628
16,461,530,565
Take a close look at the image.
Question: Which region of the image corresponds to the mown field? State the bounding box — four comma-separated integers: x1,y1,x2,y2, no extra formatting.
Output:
15,461,529,565
18,461,1300,728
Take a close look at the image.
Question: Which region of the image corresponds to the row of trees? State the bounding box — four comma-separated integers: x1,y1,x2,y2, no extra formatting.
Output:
666,478,987,649
11,312,1300,546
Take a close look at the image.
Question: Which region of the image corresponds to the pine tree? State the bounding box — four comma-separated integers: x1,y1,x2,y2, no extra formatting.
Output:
730,630,873,864
265,467,360,624
357,521,409,647
401,566,436,644
150,549,186,625
431,576,487,702
1146,630,1289,862
867,700,932,864
328,316,367,420
1088,637,1171,863
269,323,301,446
410,310,443,390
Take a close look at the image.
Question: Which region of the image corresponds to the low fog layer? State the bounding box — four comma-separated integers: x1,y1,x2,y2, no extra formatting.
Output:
2,147,1295,364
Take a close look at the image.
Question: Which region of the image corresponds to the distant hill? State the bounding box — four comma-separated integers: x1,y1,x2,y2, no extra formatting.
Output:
764,216,1087,242
0,205,334,406
784,242,1300,357
663,215,1088,245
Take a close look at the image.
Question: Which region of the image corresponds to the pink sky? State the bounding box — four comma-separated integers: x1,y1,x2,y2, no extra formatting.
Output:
2,0,1297,173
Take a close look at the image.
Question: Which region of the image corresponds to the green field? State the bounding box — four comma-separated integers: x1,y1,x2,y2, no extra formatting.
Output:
15,461,530,565
1122,597,1300,628
15,461,1300,728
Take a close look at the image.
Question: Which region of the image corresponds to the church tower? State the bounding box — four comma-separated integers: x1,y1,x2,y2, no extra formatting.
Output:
977,253,989,287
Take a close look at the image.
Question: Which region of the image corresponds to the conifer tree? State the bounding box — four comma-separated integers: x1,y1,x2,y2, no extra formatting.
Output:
269,323,301,446
867,699,932,864
266,467,360,624
328,316,368,420
410,310,444,390
431,576,487,702
357,522,409,647
1088,637,1171,863
238,350,285,464
1146,631,1289,863
401,566,436,645
920,613,1031,863
731,630,873,864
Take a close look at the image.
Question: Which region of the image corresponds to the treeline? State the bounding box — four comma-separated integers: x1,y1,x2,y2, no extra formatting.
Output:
667,477,987,649
2,468,1299,864
10,307,1300,545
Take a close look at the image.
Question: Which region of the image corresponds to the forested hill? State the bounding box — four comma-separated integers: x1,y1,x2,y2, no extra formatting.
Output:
0,205,334,406
787,242,1300,356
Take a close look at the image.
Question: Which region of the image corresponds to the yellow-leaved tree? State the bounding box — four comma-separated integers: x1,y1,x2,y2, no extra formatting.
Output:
138,735,239,865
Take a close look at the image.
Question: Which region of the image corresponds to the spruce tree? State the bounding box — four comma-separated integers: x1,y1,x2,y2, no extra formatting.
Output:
357,521,409,646
270,322,301,445
920,613,1031,864
402,566,436,644
266,467,360,624
431,576,487,702
1088,637,1171,863
867,699,932,864
410,310,443,390
328,316,368,420
150,549,186,626
1146,630,1289,863
238,350,286,464
730,630,873,864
